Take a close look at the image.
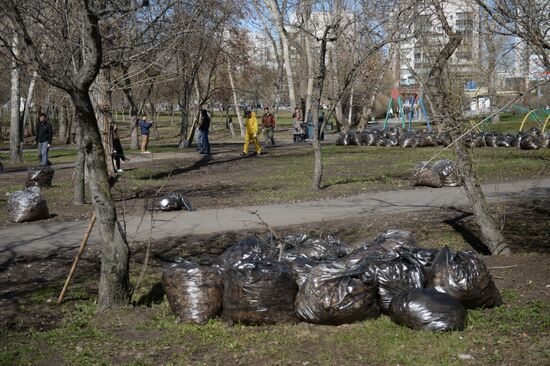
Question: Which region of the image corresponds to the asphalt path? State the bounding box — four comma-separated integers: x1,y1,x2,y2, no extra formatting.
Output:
1,177,548,258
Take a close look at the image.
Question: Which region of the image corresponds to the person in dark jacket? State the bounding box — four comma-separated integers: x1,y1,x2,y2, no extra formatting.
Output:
137,114,154,153
111,122,127,173
261,106,276,146
35,113,53,165
198,108,211,155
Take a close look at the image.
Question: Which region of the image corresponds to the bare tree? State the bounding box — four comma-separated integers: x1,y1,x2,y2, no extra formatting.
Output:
1,0,150,309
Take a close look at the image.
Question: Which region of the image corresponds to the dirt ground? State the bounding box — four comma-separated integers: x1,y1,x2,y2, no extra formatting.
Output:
1,199,548,331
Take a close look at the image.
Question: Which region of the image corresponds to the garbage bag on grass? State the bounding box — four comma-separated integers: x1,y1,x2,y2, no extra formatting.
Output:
162,261,224,323
496,134,514,147
295,261,379,325
26,166,54,188
434,159,461,187
7,186,49,223
389,288,466,331
410,162,442,188
281,254,322,287
222,261,298,324
361,254,426,314
156,193,193,211
394,246,439,268
399,132,417,147
426,246,502,309
221,236,277,269
415,131,438,147
373,230,418,251
541,132,550,148
282,233,351,262
517,133,540,150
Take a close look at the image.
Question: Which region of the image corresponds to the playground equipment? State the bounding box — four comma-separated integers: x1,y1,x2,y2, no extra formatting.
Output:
518,109,550,132
383,88,431,131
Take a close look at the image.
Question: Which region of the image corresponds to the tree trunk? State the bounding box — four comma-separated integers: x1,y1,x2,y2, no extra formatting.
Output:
22,70,38,138
330,45,344,131
73,120,86,205
485,18,500,124
10,33,22,163
454,141,510,255
121,65,139,149
358,51,393,130
93,70,115,177
304,30,315,129
71,90,130,309
347,85,354,126
227,61,244,136
58,103,68,144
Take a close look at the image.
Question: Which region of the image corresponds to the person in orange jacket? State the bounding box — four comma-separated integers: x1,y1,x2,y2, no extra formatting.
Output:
242,110,262,156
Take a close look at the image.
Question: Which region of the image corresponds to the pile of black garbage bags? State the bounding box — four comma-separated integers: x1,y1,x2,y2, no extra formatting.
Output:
336,127,550,150
162,230,502,331
6,166,54,223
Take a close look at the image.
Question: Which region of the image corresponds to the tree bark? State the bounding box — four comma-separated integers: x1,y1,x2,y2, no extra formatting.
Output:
93,70,115,177
58,103,68,144
71,90,130,308
330,45,345,131
22,70,38,138
10,32,22,163
227,61,244,136
73,119,86,205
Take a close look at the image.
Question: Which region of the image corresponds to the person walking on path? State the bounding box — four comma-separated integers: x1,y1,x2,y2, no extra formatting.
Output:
35,113,53,166
261,106,276,146
138,114,154,153
198,108,211,155
111,122,127,173
242,110,262,156
292,107,303,143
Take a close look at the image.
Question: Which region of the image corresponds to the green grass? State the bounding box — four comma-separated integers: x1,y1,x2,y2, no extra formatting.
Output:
2,293,548,365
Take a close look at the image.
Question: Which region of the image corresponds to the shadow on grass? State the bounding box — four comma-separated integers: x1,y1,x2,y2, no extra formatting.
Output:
443,207,491,255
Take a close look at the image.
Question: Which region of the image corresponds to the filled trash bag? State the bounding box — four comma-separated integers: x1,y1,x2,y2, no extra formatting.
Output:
282,233,351,262
222,261,298,324
434,159,461,187
361,254,426,314
221,236,277,269
373,230,418,251
399,131,417,148
496,134,514,147
156,193,193,211
484,133,499,148
394,246,438,268
464,133,486,148
410,162,442,188
295,261,379,325
517,133,540,150
336,132,359,146
436,132,452,147
541,132,550,148
162,261,224,323
26,166,54,188
415,131,438,147
389,288,466,331
7,186,49,223
339,242,387,267
281,254,321,287
385,137,399,147
427,246,502,309
385,126,401,139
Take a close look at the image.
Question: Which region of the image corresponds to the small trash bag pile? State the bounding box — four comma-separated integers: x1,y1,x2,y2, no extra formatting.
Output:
162,231,501,331
26,166,54,188
7,186,50,223
155,192,193,211
336,128,550,150
410,160,461,188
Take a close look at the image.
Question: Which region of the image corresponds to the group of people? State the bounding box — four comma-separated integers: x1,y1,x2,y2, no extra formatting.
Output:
292,107,325,143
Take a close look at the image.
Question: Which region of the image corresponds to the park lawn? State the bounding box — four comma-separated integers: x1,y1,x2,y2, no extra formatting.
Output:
1,144,549,226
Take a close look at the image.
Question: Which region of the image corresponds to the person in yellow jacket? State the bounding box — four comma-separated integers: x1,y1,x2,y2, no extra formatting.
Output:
242,110,262,156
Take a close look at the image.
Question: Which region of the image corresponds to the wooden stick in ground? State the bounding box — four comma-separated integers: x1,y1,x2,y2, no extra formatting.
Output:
57,212,96,304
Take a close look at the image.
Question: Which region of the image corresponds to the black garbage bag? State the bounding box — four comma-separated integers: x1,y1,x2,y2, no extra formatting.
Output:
385,137,399,147
484,133,499,148
394,246,439,268
436,132,452,147
338,242,387,267
465,133,485,148
426,246,502,309
335,134,344,145
222,261,298,324
389,288,466,331
26,166,54,188
385,126,402,139
373,230,418,251
7,186,49,223
281,254,322,287
434,159,461,187
528,127,542,137
517,132,540,150
221,236,277,269
410,162,442,188
156,193,193,211
295,261,379,324
496,134,514,147
415,131,438,147
361,254,426,314
282,233,351,262
399,131,417,147
541,132,550,148
162,261,224,323
365,133,379,146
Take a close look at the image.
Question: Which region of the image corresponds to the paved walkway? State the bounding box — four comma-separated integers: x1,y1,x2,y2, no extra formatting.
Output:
1,177,548,257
